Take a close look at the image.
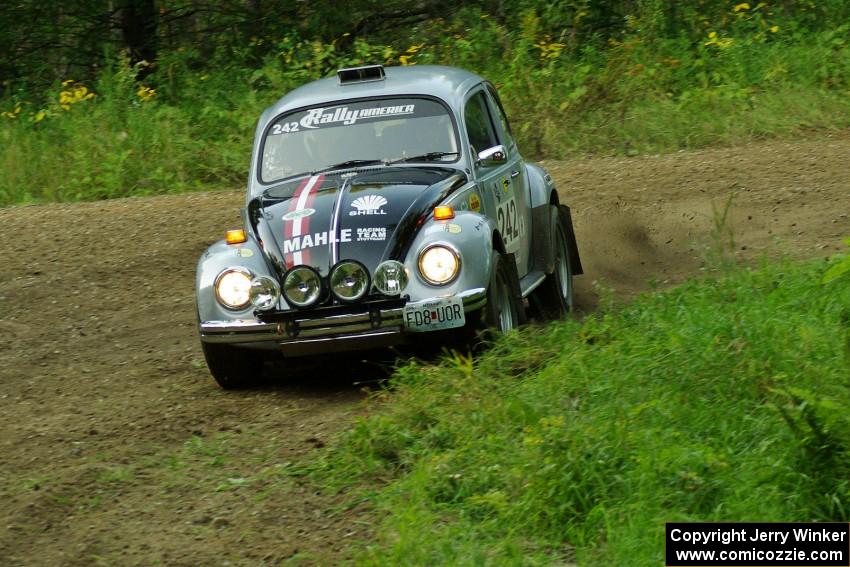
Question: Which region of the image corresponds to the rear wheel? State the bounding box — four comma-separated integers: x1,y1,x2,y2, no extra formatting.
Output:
531,208,574,319
201,341,265,389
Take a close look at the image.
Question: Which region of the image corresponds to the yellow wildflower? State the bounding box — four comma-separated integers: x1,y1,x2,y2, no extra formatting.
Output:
535,36,566,60
770,25,780,33
733,3,751,12
59,82,96,110
705,31,734,48
136,85,157,101
399,54,413,66
2,105,21,119
33,110,46,122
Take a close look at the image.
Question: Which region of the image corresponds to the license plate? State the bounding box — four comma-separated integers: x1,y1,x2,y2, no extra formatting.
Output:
403,296,465,332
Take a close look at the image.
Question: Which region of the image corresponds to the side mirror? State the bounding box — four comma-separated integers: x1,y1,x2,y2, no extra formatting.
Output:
476,145,507,167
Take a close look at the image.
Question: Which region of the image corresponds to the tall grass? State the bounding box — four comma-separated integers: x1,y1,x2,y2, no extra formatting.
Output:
2,11,850,205
316,256,850,565
0,58,252,204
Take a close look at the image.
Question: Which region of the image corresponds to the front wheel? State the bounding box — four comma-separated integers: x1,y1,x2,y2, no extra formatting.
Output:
201,341,265,389
530,208,574,319
481,252,525,335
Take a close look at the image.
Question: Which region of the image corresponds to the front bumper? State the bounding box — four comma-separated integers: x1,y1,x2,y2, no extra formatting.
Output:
199,288,486,356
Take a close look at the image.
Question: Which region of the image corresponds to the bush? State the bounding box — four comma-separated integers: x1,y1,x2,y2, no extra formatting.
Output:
3,6,850,205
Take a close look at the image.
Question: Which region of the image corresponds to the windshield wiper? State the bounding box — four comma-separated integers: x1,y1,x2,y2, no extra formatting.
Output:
311,159,386,175
388,151,459,165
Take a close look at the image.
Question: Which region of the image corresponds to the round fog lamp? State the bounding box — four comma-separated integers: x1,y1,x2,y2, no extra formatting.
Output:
283,266,322,308
373,260,409,296
249,276,280,311
418,244,460,285
330,261,369,302
215,268,253,310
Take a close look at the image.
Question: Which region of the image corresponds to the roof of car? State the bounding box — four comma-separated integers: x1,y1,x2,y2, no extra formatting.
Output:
261,65,486,120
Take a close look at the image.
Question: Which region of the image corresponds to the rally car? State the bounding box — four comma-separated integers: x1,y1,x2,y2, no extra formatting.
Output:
196,64,582,388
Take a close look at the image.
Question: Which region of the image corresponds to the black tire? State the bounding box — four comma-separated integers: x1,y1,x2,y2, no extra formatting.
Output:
530,207,574,320
481,252,525,335
201,341,265,389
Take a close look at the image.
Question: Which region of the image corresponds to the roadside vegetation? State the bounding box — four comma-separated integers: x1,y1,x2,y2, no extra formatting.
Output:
4,3,850,564
313,253,850,565
3,1,850,205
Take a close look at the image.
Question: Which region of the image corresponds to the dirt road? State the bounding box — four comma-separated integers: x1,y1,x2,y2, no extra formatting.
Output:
1,133,848,565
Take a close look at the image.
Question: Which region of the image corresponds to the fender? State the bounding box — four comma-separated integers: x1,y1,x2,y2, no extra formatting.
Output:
401,211,497,301
525,162,555,209
382,172,468,263
526,162,557,274
196,234,278,323
525,162,583,276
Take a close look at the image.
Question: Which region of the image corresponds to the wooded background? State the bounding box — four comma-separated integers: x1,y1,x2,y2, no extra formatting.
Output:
5,0,848,89
3,1,850,204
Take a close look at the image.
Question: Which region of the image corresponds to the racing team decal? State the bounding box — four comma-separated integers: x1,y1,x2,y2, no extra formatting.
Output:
356,227,387,242
350,195,387,216
283,174,324,266
468,192,481,212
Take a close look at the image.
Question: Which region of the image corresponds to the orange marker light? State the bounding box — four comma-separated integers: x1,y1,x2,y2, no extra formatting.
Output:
225,229,247,244
433,205,455,220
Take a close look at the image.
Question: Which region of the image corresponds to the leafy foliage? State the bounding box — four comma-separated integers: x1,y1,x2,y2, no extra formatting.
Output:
3,2,850,205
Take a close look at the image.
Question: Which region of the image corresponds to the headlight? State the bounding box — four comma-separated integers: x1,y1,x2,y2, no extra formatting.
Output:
330,261,369,302
373,260,409,296
249,276,280,311
215,268,253,310
418,244,460,285
283,266,322,307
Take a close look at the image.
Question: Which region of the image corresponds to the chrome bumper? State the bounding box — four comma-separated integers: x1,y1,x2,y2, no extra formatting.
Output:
199,288,486,352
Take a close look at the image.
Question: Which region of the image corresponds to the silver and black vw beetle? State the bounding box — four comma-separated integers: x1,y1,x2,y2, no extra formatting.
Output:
197,64,582,388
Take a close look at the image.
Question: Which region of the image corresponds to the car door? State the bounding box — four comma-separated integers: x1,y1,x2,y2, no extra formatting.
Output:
462,87,532,278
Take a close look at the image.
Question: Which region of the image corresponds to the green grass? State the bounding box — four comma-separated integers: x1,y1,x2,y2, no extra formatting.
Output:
314,256,850,565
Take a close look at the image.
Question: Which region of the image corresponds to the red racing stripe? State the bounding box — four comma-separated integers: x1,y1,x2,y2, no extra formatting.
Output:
283,177,311,267
300,174,323,265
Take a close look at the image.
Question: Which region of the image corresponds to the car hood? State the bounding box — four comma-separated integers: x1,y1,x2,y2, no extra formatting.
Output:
248,166,467,279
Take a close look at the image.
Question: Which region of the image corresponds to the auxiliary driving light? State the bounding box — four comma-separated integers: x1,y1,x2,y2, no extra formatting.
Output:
249,276,280,311
418,244,460,285
373,260,409,296
330,261,370,302
282,266,322,308
215,268,253,310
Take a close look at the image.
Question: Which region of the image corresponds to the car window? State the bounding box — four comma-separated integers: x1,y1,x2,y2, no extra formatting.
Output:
464,91,499,156
486,85,515,149
260,97,458,184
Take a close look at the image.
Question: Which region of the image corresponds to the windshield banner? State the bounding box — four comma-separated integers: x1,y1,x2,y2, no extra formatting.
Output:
269,98,447,134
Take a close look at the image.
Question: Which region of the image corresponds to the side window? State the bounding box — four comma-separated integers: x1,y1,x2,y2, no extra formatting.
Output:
486,85,515,149
464,91,499,156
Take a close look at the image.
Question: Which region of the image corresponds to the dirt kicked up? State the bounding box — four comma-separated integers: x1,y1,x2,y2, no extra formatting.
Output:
1,133,849,565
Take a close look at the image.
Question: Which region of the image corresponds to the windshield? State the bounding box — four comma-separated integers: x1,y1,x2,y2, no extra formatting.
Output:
260,97,458,183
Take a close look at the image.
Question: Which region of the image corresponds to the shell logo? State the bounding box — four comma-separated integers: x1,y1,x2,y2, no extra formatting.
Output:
349,195,388,216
